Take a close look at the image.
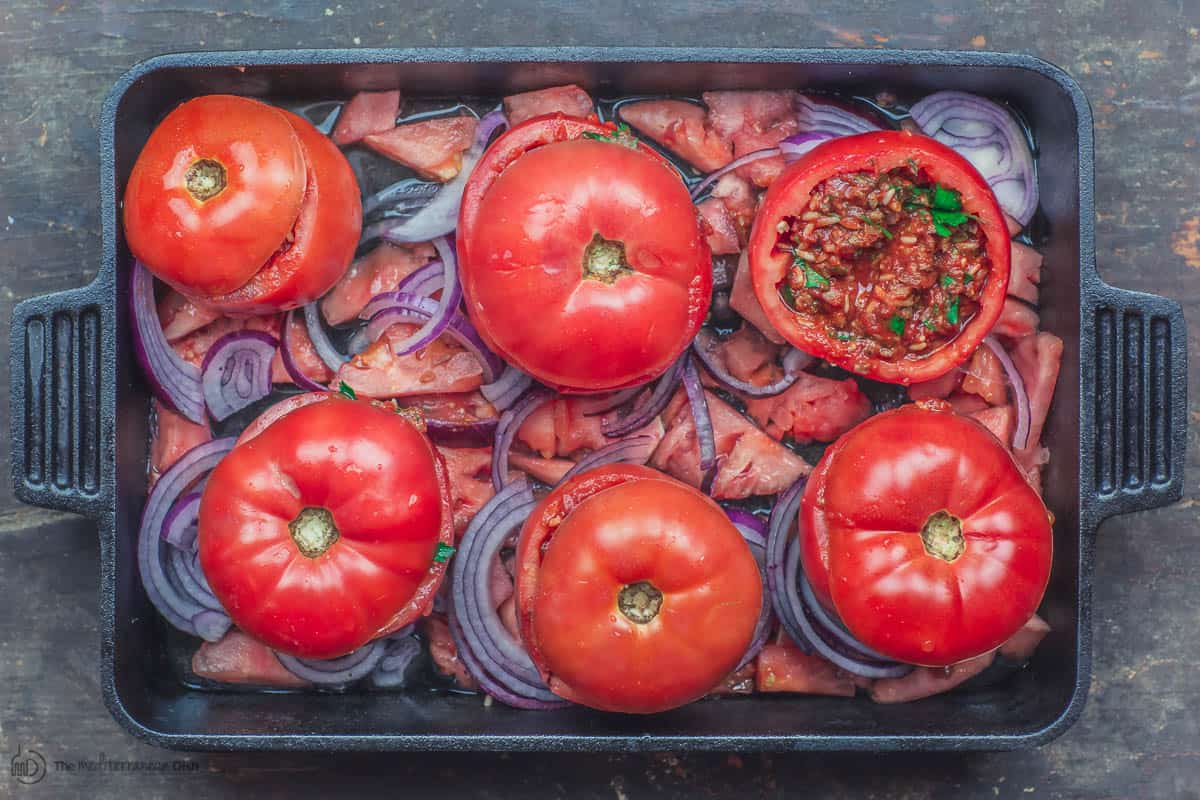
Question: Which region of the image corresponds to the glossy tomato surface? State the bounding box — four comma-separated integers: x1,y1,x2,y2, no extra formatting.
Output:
806,404,1052,666
748,130,1011,384
515,465,761,713
124,95,307,296
459,117,711,392
199,397,453,659
202,110,362,314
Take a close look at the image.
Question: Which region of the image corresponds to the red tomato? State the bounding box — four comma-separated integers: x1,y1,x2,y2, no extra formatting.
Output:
515,465,762,713
201,110,362,314
199,397,453,659
748,131,1011,384
805,404,1053,666
459,116,711,392
124,95,308,296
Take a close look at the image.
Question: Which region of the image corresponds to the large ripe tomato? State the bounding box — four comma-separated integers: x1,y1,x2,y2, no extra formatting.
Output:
199,396,453,659
805,404,1052,667
458,115,712,393
124,95,308,296
748,130,1010,384
201,110,362,314
515,465,761,713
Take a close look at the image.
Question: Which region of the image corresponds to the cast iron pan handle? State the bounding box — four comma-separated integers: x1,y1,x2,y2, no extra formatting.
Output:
1085,283,1187,521
10,282,108,519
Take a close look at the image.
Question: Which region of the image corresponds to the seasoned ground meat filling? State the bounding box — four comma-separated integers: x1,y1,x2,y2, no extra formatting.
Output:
773,165,991,362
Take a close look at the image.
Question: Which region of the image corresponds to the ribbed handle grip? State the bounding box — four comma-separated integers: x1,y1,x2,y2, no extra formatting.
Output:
10,285,108,518
1086,284,1187,521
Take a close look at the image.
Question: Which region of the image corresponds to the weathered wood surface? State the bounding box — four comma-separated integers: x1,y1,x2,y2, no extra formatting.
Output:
1,1,1198,797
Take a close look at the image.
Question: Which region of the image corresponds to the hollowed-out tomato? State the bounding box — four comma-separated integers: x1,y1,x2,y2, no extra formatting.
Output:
801,404,1053,667
748,130,1010,384
515,464,761,713
199,396,453,659
458,115,712,393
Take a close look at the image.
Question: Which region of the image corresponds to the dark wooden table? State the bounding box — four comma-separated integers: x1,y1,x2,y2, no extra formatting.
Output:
2,2,1197,798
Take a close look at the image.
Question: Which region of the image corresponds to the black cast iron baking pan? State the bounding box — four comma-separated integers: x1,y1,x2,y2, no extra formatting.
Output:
9,47,1187,752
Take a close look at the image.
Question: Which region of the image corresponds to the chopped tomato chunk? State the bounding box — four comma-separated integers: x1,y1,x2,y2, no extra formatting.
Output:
908,367,963,401
517,398,665,459
1009,240,1042,304
435,445,494,539
755,639,856,696
364,116,478,182
947,391,990,416
503,84,593,125
149,399,211,487
960,344,1007,405
192,630,308,688
743,372,871,444
170,314,281,370
994,297,1039,340
697,197,741,255
711,173,757,239
1000,614,1050,662
701,90,799,187
271,311,333,386
1012,332,1063,448
970,404,1015,445
320,241,436,326
337,322,484,398
331,90,401,145
730,251,785,344
508,452,575,485
425,614,477,690
618,99,732,172
870,651,995,704
157,288,220,342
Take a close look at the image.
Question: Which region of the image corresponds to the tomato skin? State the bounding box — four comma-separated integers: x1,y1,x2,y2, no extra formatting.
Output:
516,465,762,713
199,397,453,659
459,115,711,392
748,131,1011,385
200,111,362,314
124,95,308,296
807,405,1052,667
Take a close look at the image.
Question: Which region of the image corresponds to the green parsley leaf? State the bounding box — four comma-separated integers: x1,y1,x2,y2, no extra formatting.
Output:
932,184,962,212
963,272,974,285
803,265,830,289
780,284,797,308
338,381,357,400
581,122,637,148
832,330,854,341
930,208,970,237
863,217,894,239
923,319,937,331
946,296,960,325
888,315,906,337
941,274,956,288
433,543,456,564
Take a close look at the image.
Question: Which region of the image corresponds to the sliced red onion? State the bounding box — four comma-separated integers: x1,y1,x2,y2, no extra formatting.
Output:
480,365,533,412
370,635,423,688
383,237,469,361
602,356,684,438
449,611,567,710
161,491,202,549
692,328,813,397
724,506,767,544
276,639,387,685
363,177,440,217
558,434,658,485
690,147,781,200
363,290,502,383
491,387,552,492
303,301,349,371
451,478,565,704
797,569,896,664
796,94,882,137
909,91,1038,225
137,437,236,641
169,547,221,612
199,331,278,422
159,491,222,612
579,386,642,416
765,477,812,653
280,309,328,392
983,335,1032,450
130,261,205,424
423,417,499,448
727,508,773,669
681,356,717,493
779,131,836,162
368,110,507,244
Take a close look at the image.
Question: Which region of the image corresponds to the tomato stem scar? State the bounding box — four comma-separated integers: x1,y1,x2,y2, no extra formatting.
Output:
185,158,227,202
920,509,964,562
582,233,633,283
289,506,340,558
617,580,663,624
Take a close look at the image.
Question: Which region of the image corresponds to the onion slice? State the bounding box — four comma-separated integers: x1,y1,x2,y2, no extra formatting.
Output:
579,386,641,416
726,508,773,669
362,290,502,383
137,437,236,641
764,476,811,653
796,94,882,137
480,365,533,412
558,434,658,485
681,356,717,493
491,387,553,491
602,356,684,438
370,634,423,688
199,331,278,422
368,109,507,244
130,261,205,424
690,147,781,201
276,639,388,685
384,237,466,359
909,91,1038,225
303,301,349,372
983,335,1032,450
778,131,836,162
280,309,329,392
692,328,813,397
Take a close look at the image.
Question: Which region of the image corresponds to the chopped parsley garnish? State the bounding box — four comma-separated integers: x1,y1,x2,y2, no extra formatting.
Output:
932,184,962,212
799,261,830,289
582,122,638,149
338,381,357,400
863,217,894,239
433,543,456,563
888,315,906,337
904,183,974,237
923,319,937,331
832,330,854,341
946,296,960,325
963,272,974,285
941,274,956,288
780,284,797,308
